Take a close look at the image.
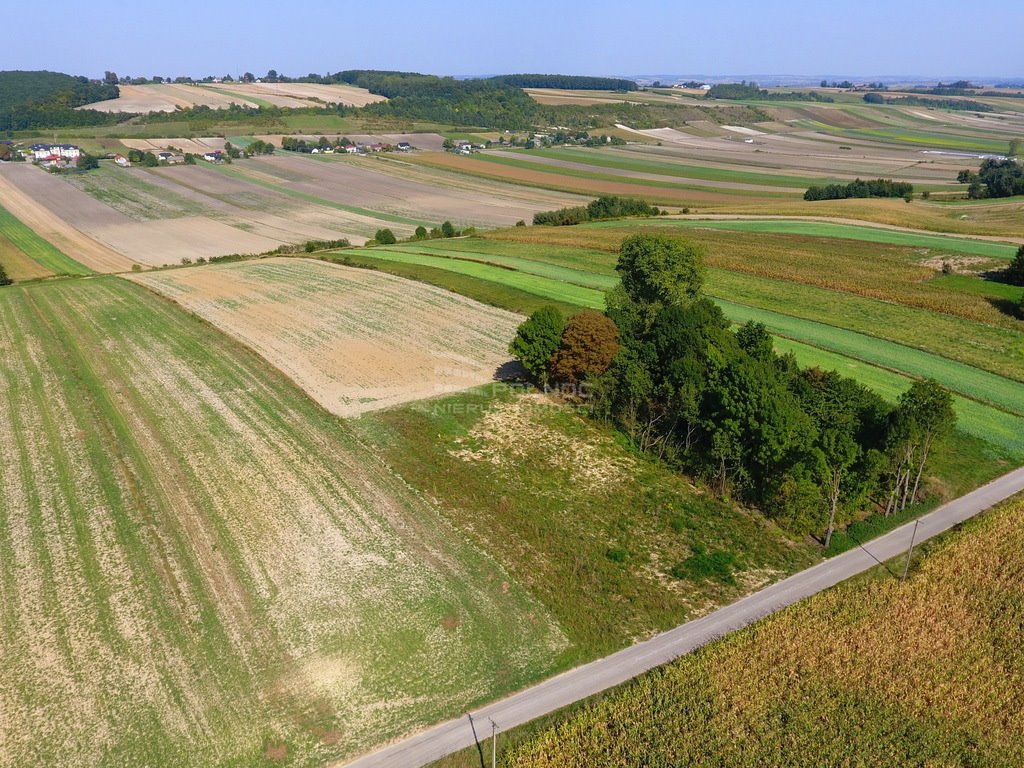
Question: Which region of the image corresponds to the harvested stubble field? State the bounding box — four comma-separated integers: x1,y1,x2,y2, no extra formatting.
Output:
128,258,525,417
490,495,1024,768
0,277,564,767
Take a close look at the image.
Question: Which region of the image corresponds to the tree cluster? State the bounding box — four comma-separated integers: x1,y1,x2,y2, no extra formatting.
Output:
707,82,834,103
957,159,1024,199
488,74,637,91
870,94,993,112
804,178,913,201
533,196,662,225
509,307,619,388
509,234,957,545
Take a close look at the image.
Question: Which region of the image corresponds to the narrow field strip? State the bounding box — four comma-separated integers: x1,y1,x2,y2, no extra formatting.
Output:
0,201,92,275
585,219,1020,259
365,249,606,307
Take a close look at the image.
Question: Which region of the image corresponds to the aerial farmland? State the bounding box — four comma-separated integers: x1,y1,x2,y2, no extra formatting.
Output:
0,18,1023,767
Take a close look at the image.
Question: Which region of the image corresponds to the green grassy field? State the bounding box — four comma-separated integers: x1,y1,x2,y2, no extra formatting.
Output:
0,202,92,275
586,218,1021,260
455,495,1024,768
354,388,820,660
477,227,1024,380
0,276,565,767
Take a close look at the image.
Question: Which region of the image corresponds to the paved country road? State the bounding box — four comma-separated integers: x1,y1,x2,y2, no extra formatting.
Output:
340,466,1024,768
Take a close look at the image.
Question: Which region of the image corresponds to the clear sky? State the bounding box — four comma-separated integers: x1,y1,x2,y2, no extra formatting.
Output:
4,0,1021,81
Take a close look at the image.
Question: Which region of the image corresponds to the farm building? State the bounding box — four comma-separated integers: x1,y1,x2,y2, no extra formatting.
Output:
114,154,131,167
397,142,412,151
202,150,223,163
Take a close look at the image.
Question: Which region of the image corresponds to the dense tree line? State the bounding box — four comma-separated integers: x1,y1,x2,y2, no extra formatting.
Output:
804,178,913,201
509,234,956,544
957,159,1024,199
488,74,637,91
905,81,979,96
707,83,834,103
863,93,993,112
533,196,662,225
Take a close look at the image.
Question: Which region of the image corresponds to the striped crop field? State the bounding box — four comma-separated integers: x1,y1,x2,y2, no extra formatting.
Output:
0,277,564,767
585,218,1021,260
0,201,92,276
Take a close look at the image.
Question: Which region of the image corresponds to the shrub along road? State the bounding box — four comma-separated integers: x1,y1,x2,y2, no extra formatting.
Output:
339,464,1024,768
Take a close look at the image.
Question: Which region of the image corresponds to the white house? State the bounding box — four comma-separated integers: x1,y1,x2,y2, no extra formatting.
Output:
114,154,131,167
32,143,81,161
202,150,223,162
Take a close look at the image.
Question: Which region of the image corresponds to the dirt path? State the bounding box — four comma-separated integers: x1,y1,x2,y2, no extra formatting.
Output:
0,166,137,272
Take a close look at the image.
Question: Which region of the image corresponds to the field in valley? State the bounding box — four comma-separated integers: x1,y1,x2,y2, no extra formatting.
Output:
128,258,525,417
436,493,1024,767
0,276,566,767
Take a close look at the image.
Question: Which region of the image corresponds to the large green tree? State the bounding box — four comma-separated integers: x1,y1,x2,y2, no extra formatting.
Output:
508,306,565,386
1003,245,1024,287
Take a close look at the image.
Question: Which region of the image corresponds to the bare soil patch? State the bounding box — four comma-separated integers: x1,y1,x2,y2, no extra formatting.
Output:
128,258,525,416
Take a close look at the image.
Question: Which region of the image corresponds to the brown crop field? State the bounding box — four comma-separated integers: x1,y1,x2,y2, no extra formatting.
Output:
0,276,564,767
128,258,525,416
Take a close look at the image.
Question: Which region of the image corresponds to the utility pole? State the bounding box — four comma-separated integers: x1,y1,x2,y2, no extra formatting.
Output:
901,519,920,582
490,718,499,767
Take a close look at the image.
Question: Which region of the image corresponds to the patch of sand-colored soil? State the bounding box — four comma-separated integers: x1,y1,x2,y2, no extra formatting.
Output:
128,258,524,416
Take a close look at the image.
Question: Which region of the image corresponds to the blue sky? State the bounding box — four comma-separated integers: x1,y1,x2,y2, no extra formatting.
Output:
4,0,1021,80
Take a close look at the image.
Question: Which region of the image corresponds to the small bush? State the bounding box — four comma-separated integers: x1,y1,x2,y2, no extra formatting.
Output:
670,545,738,585
606,547,629,563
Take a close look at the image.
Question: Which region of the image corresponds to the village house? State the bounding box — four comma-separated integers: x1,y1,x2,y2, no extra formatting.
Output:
397,142,412,151
31,143,81,162
202,150,223,163
114,154,131,167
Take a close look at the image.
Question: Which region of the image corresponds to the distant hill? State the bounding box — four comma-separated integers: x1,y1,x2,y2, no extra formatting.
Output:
0,70,120,131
